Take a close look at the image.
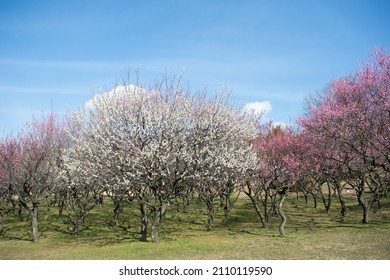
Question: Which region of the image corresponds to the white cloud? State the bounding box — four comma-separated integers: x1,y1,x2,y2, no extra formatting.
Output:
84,84,146,111
243,101,272,117
273,122,287,128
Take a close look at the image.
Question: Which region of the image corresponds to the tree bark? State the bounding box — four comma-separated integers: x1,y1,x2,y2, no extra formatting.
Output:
206,200,214,231
0,215,4,234
321,183,332,213
183,195,190,213
150,203,167,243
31,204,39,242
311,193,318,208
140,203,148,242
361,204,369,224
151,223,159,243
278,193,287,236
46,197,52,215
336,184,347,216
72,220,81,236
247,194,267,228
355,175,370,224
150,207,161,243
222,195,231,218
113,201,122,227
18,202,23,221
304,192,308,204
357,191,369,224
58,199,65,218
263,190,270,222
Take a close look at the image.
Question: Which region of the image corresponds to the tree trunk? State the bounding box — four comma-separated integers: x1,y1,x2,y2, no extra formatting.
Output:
150,203,167,243
222,194,232,218
357,190,369,224
140,203,148,242
321,184,332,213
160,202,168,222
46,197,51,215
336,184,347,216
278,193,287,236
31,204,39,242
304,192,308,204
183,196,189,213
311,193,318,208
72,220,81,236
58,205,63,218
113,201,122,227
263,190,269,222
18,202,23,221
151,222,159,243
0,214,4,234
270,194,278,215
58,200,65,218
206,199,214,231
362,204,369,224
175,195,180,212
321,194,331,212
356,188,368,224
247,194,266,228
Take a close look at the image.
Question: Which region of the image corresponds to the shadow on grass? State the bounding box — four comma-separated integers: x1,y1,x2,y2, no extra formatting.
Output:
2,195,389,247
228,229,260,235
0,234,32,242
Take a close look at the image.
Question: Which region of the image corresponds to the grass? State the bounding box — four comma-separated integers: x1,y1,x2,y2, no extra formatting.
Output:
0,194,389,259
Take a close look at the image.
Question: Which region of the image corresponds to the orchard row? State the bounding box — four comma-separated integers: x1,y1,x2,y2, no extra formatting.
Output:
1,49,389,242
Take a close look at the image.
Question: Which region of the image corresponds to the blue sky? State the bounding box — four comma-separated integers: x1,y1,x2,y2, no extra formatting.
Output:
1,0,390,135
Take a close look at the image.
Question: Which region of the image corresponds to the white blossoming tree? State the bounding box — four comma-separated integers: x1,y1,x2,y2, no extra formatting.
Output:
189,90,259,230
62,75,259,242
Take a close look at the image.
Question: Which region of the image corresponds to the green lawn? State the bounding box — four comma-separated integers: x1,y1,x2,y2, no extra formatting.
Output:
0,194,389,259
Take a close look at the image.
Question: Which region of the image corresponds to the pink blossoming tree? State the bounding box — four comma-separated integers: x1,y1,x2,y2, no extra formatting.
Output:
299,48,390,223
14,112,65,242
